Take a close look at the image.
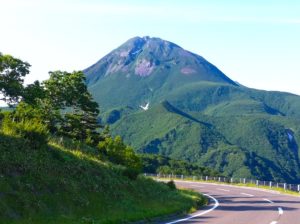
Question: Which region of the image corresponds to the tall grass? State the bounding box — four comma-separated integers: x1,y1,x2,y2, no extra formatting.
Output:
0,131,206,223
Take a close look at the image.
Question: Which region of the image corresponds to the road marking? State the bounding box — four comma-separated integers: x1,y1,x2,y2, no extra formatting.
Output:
241,193,254,197
165,194,219,224
191,185,203,188
217,188,230,192
278,207,283,215
263,198,274,203
269,208,283,224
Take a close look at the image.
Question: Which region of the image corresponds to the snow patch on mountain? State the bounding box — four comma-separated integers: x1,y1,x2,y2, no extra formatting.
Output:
140,102,149,111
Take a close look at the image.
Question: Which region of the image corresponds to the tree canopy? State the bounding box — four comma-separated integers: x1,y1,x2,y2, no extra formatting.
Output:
0,53,30,105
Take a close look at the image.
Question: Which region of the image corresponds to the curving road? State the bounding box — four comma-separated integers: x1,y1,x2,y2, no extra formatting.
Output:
161,180,300,224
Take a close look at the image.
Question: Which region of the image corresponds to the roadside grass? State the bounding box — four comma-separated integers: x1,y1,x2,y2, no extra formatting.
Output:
0,132,206,224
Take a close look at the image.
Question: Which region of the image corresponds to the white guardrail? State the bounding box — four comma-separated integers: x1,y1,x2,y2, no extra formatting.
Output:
144,173,300,193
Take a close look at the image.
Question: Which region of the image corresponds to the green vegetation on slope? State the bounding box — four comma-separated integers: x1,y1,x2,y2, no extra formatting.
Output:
110,100,300,183
0,52,208,223
0,131,206,223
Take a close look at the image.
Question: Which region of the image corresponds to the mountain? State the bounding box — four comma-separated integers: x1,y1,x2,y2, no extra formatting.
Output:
84,36,237,111
84,36,300,183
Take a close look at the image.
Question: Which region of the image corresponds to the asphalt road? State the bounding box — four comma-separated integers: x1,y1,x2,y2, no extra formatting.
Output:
162,180,300,224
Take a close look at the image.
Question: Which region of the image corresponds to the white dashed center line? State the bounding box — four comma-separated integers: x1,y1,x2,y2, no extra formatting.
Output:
278,207,283,215
263,198,274,203
217,188,230,192
191,185,203,188
241,193,254,197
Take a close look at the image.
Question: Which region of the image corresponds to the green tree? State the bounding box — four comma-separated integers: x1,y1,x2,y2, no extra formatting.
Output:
42,71,101,143
0,53,30,105
23,81,46,106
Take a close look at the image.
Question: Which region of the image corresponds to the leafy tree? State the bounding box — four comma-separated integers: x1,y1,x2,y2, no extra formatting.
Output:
0,53,30,105
42,71,100,140
23,81,46,106
43,71,99,111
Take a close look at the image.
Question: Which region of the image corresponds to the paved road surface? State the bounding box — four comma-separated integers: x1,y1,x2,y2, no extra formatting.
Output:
162,180,300,224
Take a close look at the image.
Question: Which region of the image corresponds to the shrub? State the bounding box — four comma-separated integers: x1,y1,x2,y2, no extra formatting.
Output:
0,111,4,121
122,167,140,180
166,180,176,190
98,136,142,172
1,115,49,148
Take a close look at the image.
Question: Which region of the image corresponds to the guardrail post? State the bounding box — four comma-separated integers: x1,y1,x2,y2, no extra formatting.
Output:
206,176,208,181
218,177,221,182
298,184,300,192
256,180,259,186
269,181,272,188
243,178,246,184
193,176,195,181
277,183,279,188
263,181,266,186
181,175,183,180
230,178,233,183
284,183,287,191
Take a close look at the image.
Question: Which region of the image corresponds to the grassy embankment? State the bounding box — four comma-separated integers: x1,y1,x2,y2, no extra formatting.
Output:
0,132,207,224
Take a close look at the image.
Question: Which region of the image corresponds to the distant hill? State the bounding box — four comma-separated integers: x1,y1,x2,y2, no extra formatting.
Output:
84,36,300,183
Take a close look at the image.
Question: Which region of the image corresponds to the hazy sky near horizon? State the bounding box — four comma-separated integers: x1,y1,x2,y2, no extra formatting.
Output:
1,0,300,96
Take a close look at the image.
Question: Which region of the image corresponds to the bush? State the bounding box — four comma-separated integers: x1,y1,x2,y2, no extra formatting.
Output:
166,180,176,190
0,111,4,121
1,115,49,148
98,136,142,172
122,167,140,180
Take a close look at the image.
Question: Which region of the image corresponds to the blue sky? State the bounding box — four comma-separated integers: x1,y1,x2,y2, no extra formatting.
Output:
0,0,299,95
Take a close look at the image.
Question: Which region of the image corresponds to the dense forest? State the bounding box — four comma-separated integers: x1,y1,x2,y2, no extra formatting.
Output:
141,154,221,176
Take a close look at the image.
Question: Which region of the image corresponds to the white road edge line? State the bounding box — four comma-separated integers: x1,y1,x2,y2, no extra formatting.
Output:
165,194,219,224
241,193,254,197
263,198,274,203
217,188,230,192
278,207,283,215
270,221,278,224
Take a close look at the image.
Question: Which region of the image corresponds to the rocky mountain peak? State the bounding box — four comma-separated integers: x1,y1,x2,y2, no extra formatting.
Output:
84,36,236,85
